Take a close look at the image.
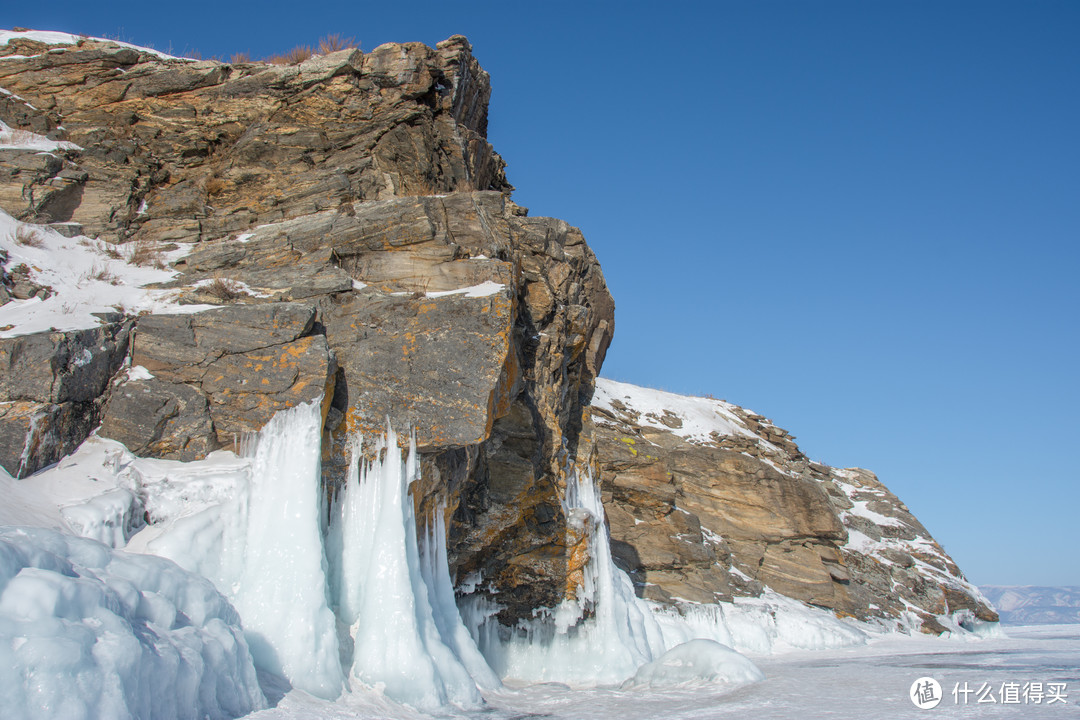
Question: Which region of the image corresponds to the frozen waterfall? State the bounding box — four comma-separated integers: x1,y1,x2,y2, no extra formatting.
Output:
131,399,764,709
148,400,344,699
148,403,494,709
460,467,668,686
327,427,493,710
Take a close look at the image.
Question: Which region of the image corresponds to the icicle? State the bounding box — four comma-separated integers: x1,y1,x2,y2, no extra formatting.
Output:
461,466,666,686
339,425,491,710
419,506,502,691
233,399,344,699
16,407,47,478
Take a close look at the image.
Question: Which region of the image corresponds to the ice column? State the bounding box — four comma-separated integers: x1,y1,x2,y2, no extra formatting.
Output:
419,509,502,691
233,399,344,699
334,427,491,710
151,400,345,699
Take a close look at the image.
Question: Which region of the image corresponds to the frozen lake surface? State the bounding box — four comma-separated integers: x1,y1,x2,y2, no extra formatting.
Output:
253,624,1080,719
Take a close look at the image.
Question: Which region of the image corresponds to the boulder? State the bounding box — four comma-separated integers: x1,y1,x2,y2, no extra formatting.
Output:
0,322,131,476
98,303,335,454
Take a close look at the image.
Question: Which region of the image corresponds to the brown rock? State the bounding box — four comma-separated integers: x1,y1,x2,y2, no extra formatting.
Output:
591,380,997,628
0,36,510,244
98,379,218,461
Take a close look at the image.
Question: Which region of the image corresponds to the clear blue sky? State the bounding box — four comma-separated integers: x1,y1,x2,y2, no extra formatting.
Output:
7,1,1078,586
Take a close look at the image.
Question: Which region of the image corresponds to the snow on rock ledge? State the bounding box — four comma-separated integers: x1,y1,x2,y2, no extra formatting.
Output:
0,526,266,720
592,378,765,447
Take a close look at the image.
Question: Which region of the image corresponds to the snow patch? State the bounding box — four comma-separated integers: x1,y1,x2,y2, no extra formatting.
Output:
425,280,505,299
126,365,154,381
0,28,190,61
0,120,80,152
844,499,907,528
0,210,213,338
592,378,767,446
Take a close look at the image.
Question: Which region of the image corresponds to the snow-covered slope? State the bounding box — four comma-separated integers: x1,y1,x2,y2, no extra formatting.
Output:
1,211,214,338
592,378,768,447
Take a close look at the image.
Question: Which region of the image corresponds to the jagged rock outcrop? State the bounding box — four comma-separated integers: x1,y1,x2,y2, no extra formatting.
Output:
590,378,997,632
0,34,508,243
0,31,610,624
1,30,990,633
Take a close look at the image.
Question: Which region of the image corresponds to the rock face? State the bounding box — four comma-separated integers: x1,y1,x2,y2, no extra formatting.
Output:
0,321,131,476
0,34,508,243
0,30,990,633
0,32,611,624
98,302,334,460
591,378,997,631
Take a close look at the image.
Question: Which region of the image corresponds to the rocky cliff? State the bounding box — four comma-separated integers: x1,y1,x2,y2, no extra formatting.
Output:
0,29,991,634
590,379,996,632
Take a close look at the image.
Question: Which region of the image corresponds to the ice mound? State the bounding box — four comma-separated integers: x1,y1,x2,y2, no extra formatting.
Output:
0,526,265,720
621,639,764,689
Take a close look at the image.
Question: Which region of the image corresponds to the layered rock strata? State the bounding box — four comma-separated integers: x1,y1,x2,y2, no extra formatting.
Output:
0,32,610,624
591,378,997,632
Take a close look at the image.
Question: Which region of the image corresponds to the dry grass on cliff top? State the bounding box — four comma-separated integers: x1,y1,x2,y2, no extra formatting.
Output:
264,34,358,65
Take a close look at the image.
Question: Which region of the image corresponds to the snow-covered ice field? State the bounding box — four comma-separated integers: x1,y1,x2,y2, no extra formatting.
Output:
251,624,1080,719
